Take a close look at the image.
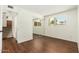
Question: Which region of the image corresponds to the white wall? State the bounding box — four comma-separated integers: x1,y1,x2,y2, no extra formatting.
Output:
78,6,79,51
44,8,77,42
16,8,33,43
16,7,43,43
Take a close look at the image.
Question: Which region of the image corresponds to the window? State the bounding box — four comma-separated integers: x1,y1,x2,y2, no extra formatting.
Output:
33,18,41,27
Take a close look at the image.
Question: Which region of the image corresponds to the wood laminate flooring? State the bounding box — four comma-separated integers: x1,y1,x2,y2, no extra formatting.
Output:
2,34,78,53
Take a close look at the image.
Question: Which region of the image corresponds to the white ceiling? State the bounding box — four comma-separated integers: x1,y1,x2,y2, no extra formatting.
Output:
15,5,77,16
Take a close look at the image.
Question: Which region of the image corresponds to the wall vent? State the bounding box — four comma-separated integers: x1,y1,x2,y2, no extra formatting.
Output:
8,5,14,9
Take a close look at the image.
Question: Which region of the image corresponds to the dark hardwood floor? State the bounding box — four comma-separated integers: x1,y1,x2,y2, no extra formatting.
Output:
2,38,19,53
2,34,78,53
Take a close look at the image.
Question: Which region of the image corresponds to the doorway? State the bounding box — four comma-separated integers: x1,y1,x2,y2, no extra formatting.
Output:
33,18,45,39
2,10,17,52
